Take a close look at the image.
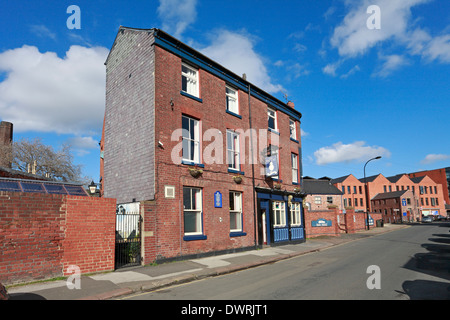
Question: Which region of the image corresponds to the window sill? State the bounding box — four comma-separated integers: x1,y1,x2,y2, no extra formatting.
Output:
268,128,280,135
183,234,207,241
226,110,242,119
230,231,246,237
182,160,205,168
180,90,203,103
290,138,299,143
292,182,299,185
228,168,244,175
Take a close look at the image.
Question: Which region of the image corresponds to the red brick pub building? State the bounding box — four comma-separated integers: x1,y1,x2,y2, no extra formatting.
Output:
101,27,305,264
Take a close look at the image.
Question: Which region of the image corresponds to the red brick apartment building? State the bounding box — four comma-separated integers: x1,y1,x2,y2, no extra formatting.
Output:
409,167,450,212
331,173,447,222
101,27,305,263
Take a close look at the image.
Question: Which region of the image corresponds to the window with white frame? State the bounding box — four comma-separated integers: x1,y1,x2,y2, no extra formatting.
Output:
267,144,279,180
314,196,321,204
268,107,277,131
229,191,243,232
272,201,286,227
181,63,199,97
289,119,297,140
226,86,239,114
291,153,298,184
182,115,200,163
290,202,302,226
227,130,240,170
183,187,202,235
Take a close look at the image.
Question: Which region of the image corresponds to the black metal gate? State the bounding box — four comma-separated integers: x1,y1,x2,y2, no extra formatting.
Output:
115,207,142,269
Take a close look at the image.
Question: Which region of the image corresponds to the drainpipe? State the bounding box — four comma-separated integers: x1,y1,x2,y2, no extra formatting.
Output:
247,82,258,248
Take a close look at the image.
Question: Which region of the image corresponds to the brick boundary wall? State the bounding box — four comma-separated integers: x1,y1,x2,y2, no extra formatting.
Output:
304,209,340,238
0,191,116,286
304,209,383,238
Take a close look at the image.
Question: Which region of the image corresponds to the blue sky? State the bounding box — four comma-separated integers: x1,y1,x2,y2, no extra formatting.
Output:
1,0,449,183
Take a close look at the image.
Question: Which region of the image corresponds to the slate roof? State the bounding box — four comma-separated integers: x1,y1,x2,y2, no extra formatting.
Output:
371,190,408,200
303,178,343,195
330,174,352,184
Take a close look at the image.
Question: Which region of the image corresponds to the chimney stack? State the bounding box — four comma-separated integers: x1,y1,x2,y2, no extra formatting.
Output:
287,101,295,108
0,121,13,168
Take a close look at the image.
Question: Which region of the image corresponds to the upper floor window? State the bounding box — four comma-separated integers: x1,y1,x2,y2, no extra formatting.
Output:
289,119,297,140
268,107,277,131
226,130,240,171
182,63,199,97
182,115,200,164
226,86,239,115
291,153,298,184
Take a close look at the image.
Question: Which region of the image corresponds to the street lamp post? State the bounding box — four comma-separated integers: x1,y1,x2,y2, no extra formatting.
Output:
364,156,382,230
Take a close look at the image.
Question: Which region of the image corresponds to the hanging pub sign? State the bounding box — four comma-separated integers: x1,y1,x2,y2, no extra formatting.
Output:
265,155,279,177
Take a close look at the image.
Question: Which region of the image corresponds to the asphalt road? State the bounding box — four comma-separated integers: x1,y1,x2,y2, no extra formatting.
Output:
121,222,450,300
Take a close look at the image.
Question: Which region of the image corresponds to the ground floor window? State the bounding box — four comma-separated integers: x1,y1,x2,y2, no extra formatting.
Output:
229,191,243,232
183,187,202,235
272,201,286,227
290,202,302,226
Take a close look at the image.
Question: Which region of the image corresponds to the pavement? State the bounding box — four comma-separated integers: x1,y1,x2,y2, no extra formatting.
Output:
6,223,409,300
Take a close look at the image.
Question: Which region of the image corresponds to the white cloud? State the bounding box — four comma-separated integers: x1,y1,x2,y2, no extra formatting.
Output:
322,61,341,76
29,25,56,40
326,0,450,77
66,136,99,156
330,0,429,58
373,54,409,77
157,0,197,39
422,34,450,63
199,30,284,94
314,141,390,165
340,64,360,78
0,45,108,135
420,154,450,165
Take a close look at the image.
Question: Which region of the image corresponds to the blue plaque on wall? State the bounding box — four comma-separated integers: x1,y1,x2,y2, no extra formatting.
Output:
214,191,222,208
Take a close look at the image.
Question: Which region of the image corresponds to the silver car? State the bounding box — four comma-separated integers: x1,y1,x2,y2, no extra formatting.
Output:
422,216,433,223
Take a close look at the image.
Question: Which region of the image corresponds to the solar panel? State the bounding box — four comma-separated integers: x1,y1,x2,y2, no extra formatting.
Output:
21,182,46,193
44,184,68,195
0,181,22,192
64,185,88,196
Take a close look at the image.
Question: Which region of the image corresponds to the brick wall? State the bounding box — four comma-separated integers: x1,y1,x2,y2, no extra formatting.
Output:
62,196,116,275
304,208,383,238
304,209,340,238
0,191,116,285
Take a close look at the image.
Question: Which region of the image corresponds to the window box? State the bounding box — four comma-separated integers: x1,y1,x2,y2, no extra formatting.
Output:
188,167,203,178
233,175,243,184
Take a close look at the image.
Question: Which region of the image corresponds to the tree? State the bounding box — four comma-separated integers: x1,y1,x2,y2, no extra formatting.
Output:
2,138,84,182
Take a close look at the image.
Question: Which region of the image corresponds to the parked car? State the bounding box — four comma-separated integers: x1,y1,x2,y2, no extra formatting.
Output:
422,216,433,223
